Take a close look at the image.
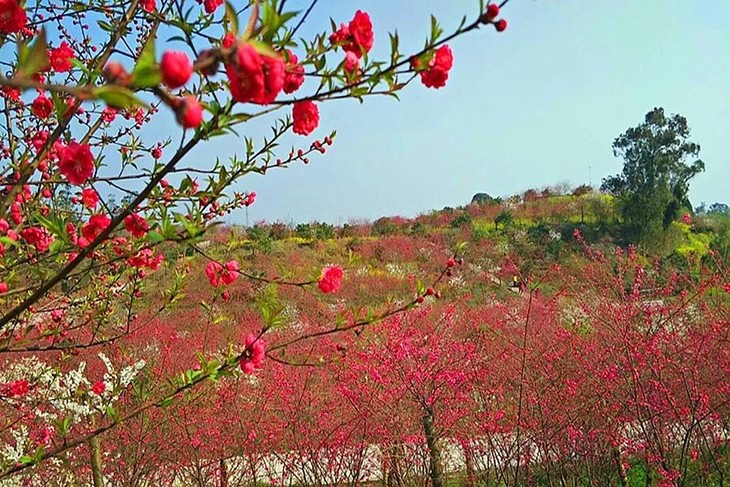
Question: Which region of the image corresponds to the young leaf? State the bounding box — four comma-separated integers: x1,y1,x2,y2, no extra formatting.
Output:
224,1,239,36
17,29,49,78
94,85,148,109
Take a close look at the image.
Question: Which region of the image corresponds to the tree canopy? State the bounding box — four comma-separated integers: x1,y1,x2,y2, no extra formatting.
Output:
601,107,704,245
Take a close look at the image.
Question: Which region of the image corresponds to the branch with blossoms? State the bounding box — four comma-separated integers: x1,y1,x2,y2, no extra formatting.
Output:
0,0,519,479
0,240,470,478
0,0,512,343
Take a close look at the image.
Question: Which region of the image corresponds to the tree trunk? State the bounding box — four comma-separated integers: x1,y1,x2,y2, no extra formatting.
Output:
385,444,404,487
462,441,476,487
613,447,629,487
89,436,104,487
422,410,445,487
219,458,229,487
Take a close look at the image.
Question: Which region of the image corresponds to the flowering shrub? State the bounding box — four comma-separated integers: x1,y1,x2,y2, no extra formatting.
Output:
0,0,513,481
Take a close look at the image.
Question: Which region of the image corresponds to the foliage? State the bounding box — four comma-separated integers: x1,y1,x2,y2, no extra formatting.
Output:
601,107,705,247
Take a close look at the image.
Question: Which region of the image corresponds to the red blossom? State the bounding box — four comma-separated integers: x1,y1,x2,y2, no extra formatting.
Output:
81,214,111,243
58,141,95,185
5,380,29,397
32,95,53,119
176,96,203,128
225,43,285,105
282,50,305,94
330,11,374,59
292,101,319,136
160,51,193,89
485,3,500,21
140,0,155,12
124,212,150,238
205,260,240,287
20,226,53,253
49,41,74,72
347,10,374,57
0,0,27,35
101,107,117,123
127,248,164,270
201,0,224,14
244,192,256,206
344,51,360,74
318,265,343,294
419,45,454,89
81,188,99,208
239,333,265,373
222,33,236,49
91,381,106,395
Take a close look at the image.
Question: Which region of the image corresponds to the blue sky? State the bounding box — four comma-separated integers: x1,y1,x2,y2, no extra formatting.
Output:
179,0,730,225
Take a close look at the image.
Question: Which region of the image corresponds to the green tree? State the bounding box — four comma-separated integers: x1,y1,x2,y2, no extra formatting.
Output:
601,107,704,246
494,210,514,231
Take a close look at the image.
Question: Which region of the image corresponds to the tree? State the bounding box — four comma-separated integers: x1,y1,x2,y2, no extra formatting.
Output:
601,107,704,246
709,202,730,214
495,209,514,231
0,0,514,481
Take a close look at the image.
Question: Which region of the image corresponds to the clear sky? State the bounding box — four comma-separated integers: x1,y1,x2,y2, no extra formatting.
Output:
180,0,730,225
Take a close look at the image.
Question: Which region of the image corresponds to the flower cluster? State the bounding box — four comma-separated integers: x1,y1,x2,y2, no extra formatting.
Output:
329,10,374,59
205,260,241,287
239,333,265,373
413,45,454,89
318,265,344,294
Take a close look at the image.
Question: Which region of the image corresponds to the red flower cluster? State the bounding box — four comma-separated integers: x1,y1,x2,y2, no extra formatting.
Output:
199,0,224,14
58,141,95,185
141,0,155,12
32,95,53,119
124,212,150,238
225,43,285,105
160,51,193,89
330,10,374,59
175,96,203,128
282,50,305,94
4,380,29,398
91,381,106,395
480,3,507,32
49,42,74,72
318,265,343,294
21,226,53,253
292,101,319,136
0,0,27,35
239,333,265,374
81,214,111,244
205,260,240,287
127,248,164,270
414,45,454,89
81,188,99,208
244,192,256,207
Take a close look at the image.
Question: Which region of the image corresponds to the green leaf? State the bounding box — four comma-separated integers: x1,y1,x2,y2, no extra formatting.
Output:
429,15,444,43
131,65,161,89
0,236,20,248
224,1,239,36
17,29,49,78
145,231,165,243
94,85,148,109
19,455,33,465
97,20,114,32
249,40,278,59
134,36,156,75
132,36,159,88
